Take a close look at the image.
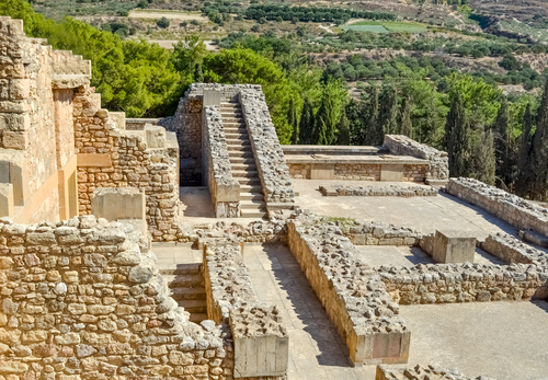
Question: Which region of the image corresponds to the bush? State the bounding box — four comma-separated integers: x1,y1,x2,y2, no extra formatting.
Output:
157,17,170,28
251,24,260,32
137,0,148,9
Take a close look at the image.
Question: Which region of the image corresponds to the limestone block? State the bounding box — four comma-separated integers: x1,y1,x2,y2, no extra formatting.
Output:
109,112,126,131
380,164,404,182
145,125,166,149
230,306,288,378
433,230,476,264
0,184,13,218
2,131,26,150
91,187,145,221
203,90,221,107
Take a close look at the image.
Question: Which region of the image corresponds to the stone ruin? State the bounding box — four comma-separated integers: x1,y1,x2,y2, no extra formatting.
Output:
0,14,547,380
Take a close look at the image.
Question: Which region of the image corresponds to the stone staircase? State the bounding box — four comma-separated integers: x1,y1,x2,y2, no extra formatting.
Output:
221,101,267,218
161,263,208,323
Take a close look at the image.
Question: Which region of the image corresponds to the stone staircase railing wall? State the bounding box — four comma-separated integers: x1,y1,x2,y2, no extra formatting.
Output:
0,216,234,380
446,177,548,238
383,135,449,185
239,90,296,212
202,239,288,379
203,106,240,218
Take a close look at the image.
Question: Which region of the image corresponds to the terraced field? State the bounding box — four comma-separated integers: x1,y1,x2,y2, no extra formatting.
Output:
342,20,428,33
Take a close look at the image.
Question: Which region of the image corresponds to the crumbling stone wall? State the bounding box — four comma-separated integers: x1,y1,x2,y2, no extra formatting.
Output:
377,364,497,380
73,86,180,241
383,135,449,184
0,216,234,379
319,184,438,198
446,177,548,238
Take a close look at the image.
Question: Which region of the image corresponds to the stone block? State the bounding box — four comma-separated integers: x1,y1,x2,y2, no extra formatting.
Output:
0,184,14,218
380,164,404,182
77,153,112,167
91,187,145,221
230,307,288,378
310,163,334,180
109,112,126,131
145,125,166,149
203,90,221,107
433,230,476,264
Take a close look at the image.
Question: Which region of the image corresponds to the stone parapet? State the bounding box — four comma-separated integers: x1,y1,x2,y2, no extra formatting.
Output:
319,184,438,197
239,90,296,210
287,219,410,366
446,177,548,238
203,106,240,217
481,233,548,265
383,135,449,184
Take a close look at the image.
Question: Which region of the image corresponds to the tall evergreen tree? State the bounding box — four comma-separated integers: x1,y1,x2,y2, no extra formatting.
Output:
493,99,510,186
378,83,398,137
315,89,337,145
400,97,413,138
445,93,470,177
470,128,496,185
531,78,548,199
337,108,351,145
287,98,299,144
517,103,534,196
194,62,204,83
364,85,382,145
298,98,315,145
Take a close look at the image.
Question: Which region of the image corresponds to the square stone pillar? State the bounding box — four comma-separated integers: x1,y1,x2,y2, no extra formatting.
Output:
230,306,288,378
433,230,476,264
0,184,14,218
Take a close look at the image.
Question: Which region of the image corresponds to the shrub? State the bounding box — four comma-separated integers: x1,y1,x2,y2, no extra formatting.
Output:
157,17,170,28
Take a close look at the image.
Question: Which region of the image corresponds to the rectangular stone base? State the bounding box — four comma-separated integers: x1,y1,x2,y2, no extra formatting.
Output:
433,230,476,264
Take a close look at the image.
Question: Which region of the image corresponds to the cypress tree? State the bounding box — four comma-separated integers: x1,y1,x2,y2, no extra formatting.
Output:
400,97,413,138
531,78,548,199
470,128,496,185
493,99,510,186
378,83,398,137
288,98,299,144
298,98,315,145
364,85,381,145
315,90,337,145
337,108,351,145
194,62,204,83
517,103,534,196
346,100,362,145
445,93,470,177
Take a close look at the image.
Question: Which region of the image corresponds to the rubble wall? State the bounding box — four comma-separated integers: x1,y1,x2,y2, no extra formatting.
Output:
446,177,548,238
0,217,234,379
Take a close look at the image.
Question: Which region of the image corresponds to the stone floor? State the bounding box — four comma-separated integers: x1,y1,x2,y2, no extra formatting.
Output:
292,179,515,240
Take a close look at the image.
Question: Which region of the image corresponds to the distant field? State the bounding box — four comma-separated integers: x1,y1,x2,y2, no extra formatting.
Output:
342,21,427,34
128,9,208,22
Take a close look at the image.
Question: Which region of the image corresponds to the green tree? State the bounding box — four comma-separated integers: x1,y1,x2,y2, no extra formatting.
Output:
194,62,204,83
299,98,315,145
337,108,351,145
445,93,470,177
364,85,382,145
315,88,338,145
493,99,510,186
378,83,398,136
288,98,299,144
469,128,496,185
157,17,170,28
530,79,548,199
400,97,413,138
517,103,534,196
172,35,207,73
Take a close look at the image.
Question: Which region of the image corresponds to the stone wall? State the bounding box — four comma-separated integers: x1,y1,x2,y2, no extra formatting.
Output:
203,106,240,218
383,135,449,184
287,219,411,366
239,90,295,209
481,233,548,266
446,177,548,238
0,216,235,380
73,86,181,241
319,184,438,198
376,364,497,380
334,164,381,181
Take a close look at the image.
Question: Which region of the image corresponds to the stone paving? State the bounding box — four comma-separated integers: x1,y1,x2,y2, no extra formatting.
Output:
292,179,516,240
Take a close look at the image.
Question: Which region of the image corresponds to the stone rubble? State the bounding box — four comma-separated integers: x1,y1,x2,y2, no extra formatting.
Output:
377,364,497,380
319,184,438,197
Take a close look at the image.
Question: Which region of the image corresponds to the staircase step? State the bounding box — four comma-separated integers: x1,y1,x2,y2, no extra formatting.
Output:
231,163,257,171
232,170,258,178
221,113,243,118
225,133,249,139
240,210,267,218
179,299,207,314
167,274,205,288
241,193,264,201
222,117,244,123
240,184,262,192
241,200,266,210
266,202,296,211
158,263,202,276
229,157,255,164
189,313,208,323
226,139,251,145
237,177,261,185
229,151,254,158
228,145,252,152
224,127,248,133
171,287,207,300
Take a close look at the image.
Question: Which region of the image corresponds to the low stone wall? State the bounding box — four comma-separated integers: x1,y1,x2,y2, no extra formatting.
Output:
203,106,240,218
239,90,295,210
319,184,438,197
383,135,449,184
202,240,288,379
446,177,548,238
287,220,411,366
334,163,381,181
376,364,496,380
481,233,548,266
0,216,234,379
125,118,160,131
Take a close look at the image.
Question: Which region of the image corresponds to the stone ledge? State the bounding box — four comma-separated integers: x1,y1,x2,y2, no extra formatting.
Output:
376,364,498,380
319,184,438,197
